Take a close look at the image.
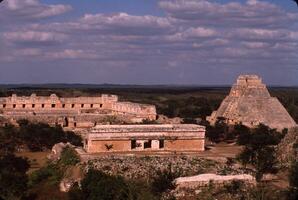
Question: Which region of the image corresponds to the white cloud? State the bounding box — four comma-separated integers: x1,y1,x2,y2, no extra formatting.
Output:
47,49,99,60
3,31,67,43
0,0,298,83
159,0,298,28
1,0,72,20
15,48,42,56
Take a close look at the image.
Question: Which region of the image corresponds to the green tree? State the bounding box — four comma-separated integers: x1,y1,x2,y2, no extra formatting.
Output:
29,162,64,186
234,124,251,145
59,147,80,166
288,160,298,200
150,165,181,196
237,124,280,182
17,120,82,151
287,141,298,200
0,154,30,200
206,118,229,143
69,169,130,200
0,125,19,156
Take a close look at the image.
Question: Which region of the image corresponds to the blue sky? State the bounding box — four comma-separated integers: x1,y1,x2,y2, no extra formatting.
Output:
0,0,298,85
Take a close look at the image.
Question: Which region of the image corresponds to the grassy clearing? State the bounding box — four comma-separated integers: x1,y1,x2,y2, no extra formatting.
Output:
16,151,49,173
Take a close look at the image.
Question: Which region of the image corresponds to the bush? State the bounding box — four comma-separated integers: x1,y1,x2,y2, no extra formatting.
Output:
150,165,181,195
288,158,298,200
69,169,130,200
206,118,229,143
59,147,80,166
29,163,64,186
237,124,282,182
0,125,19,155
0,154,30,200
224,180,245,195
18,120,83,151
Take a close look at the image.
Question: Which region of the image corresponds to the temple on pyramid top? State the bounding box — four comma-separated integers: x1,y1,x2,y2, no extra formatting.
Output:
207,74,297,130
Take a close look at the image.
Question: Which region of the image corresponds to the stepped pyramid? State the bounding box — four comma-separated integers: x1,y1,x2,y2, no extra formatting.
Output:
207,75,297,130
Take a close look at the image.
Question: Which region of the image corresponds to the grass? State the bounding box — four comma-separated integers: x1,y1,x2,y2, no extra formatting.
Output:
16,151,49,173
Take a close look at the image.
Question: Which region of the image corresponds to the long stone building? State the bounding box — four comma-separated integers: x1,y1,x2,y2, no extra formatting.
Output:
207,75,297,130
0,93,156,128
85,124,205,153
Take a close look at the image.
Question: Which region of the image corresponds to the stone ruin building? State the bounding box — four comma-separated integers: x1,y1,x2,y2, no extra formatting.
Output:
0,93,207,153
207,75,297,130
0,93,156,128
84,124,205,153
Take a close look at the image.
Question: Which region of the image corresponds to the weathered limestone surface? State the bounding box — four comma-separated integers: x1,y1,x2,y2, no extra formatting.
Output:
207,75,296,130
0,93,157,128
174,173,256,189
85,124,205,153
85,156,224,180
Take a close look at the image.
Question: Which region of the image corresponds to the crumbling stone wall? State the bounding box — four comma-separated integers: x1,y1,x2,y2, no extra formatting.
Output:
84,156,225,180
0,93,157,128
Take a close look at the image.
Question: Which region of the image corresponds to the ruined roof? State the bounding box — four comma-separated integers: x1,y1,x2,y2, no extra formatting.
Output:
88,124,205,140
0,93,118,103
91,124,205,133
207,74,297,130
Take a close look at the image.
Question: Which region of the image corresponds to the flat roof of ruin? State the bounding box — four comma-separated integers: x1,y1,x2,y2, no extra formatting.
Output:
0,93,117,98
90,124,205,133
88,124,205,140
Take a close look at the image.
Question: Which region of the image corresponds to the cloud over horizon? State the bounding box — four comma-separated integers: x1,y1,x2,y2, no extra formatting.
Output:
0,0,297,85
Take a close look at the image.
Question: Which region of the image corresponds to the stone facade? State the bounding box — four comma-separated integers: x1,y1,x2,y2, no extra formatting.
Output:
0,93,156,128
85,124,205,153
207,75,297,130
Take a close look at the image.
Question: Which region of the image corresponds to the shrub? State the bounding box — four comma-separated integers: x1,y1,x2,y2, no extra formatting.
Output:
69,169,130,200
0,154,30,200
150,165,181,195
59,147,80,166
224,180,245,195
13,120,83,151
288,159,298,200
29,163,64,186
237,124,282,182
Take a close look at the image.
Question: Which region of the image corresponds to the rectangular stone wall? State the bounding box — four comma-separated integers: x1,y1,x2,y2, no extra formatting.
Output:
87,139,205,153
88,140,131,153
165,139,205,151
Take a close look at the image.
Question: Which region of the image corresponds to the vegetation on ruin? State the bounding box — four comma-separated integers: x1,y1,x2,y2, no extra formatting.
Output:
29,162,64,187
69,169,130,200
195,180,287,200
0,154,30,200
0,120,82,152
150,165,182,196
27,147,82,199
236,124,284,182
0,124,28,200
287,141,298,200
59,147,80,166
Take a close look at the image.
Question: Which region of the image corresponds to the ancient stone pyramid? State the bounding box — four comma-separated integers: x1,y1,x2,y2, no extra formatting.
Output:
207,75,297,130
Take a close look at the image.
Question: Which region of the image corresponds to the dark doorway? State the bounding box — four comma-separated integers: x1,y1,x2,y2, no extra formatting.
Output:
144,140,152,149
63,117,69,127
159,140,164,149
131,140,137,149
